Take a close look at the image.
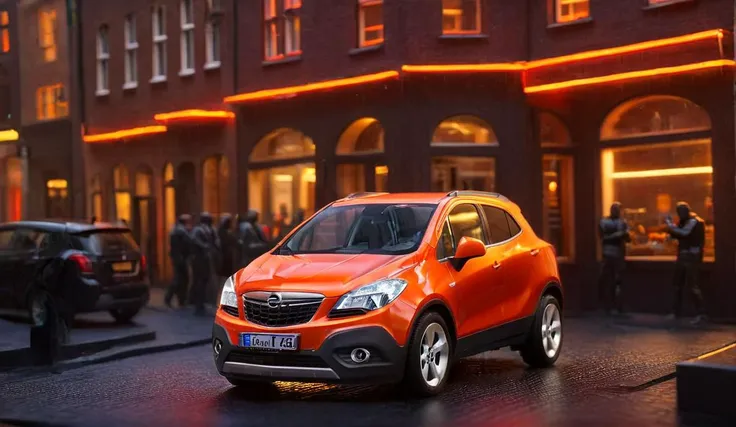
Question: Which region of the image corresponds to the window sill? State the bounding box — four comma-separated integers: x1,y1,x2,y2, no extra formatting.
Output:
438,33,489,41
122,82,138,91
178,68,195,77
262,55,302,67
95,89,110,97
150,75,167,84
204,61,221,71
642,0,695,11
547,17,594,30
349,44,384,56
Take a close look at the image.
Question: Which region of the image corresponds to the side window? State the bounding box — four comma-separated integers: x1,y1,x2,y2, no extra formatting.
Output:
0,230,14,250
448,204,486,245
10,228,45,252
38,232,67,254
506,212,522,237
482,205,512,243
437,220,455,259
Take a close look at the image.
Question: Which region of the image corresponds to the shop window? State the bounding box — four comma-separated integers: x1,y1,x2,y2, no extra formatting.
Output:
543,155,575,260
38,9,56,62
36,84,68,121
96,25,110,94
336,118,387,198
6,157,22,221
540,112,571,147
113,165,132,224
442,0,480,34
162,163,176,280
601,96,710,141
432,115,497,146
1,11,9,53
250,128,315,162
337,164,366,198
375,165,388,192
203,155,230,218
180,0,195,73
601,140,714,261
554,0,590,24
46,179,68,218
264,0,301,60
432,157,495,192
358,0,383,47
337,118,384,155
152,5,167,81
90,174,103,221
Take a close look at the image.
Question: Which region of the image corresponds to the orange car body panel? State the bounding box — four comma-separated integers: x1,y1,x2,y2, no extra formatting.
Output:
215,192,560,353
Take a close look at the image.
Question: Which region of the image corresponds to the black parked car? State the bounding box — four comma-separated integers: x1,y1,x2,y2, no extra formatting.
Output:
0,221,150,323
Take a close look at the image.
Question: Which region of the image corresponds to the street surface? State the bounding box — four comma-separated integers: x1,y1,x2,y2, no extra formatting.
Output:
0,317,734,427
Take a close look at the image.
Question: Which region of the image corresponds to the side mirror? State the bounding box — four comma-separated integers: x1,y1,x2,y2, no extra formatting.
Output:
451,237,486,271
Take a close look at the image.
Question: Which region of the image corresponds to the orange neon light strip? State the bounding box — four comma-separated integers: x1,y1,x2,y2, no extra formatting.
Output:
154,109,235,122
527,29,724,69
83,126,168,143
224,71,400,103
402,63,526,73
612,166,713,180
525,60,736,94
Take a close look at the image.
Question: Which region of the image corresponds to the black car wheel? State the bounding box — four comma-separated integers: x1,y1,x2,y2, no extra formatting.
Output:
109,307,142,324
402,311,453,397
519,294,563,368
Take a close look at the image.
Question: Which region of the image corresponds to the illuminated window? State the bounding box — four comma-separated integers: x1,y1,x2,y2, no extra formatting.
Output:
203,155,229,219
540,112,571,148
113,165,131,223
6,157,22,221
442,0,480,35
1,11,9,54
46,179,69,218
124,14,138,87
35,84,68,121
375,165,388,192
250,128,315,162
180,0,195,73
554,0,590,24
205,0,222,66
38,9,57,62
162,163,176,280
358,0,383,47
432,157,495,192
432,115,497,146
152,5,167,81
90,174,103,221
336,118,386,198
264,0,301,60
543,155,574,260
96,25,110,94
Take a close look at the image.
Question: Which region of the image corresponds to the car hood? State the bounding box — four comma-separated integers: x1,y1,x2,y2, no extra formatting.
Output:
237,253,416,298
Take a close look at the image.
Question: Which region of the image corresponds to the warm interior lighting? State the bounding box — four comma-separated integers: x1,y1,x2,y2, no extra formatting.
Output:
46,179,68,189
548,181,558,192
612,166,713,180
225,71,400,103
303,167,316,183
154,109,235,122
525,60,736,94
402,63,525,73
375,165,389,175
0,129,19,142
273,174,294,183
83,126,168,143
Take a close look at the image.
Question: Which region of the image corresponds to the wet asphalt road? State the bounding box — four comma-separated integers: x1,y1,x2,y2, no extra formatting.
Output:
0,318,734,427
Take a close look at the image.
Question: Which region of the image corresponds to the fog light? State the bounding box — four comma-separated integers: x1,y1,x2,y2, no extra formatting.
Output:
213,339,222,358
350,348,370,364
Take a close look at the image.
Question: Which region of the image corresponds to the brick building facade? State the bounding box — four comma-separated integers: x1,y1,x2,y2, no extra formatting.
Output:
76,0,735,319
0,0,21,222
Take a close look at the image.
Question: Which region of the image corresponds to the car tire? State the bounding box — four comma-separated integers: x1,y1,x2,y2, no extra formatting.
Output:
402,311,453,397
519,294,563,368
109,307,142,324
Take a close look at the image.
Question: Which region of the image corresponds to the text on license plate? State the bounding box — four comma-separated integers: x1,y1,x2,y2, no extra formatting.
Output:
112,261,133,272
240,333,299,351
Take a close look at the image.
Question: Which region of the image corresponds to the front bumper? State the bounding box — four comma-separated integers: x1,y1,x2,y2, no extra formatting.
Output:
212,323,407,384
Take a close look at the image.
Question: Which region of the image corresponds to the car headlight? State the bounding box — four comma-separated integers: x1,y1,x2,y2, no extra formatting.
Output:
331,278,408,316
219,276,237,308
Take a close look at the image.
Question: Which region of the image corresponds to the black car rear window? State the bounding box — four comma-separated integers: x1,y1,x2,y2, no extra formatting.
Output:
73,230,139,254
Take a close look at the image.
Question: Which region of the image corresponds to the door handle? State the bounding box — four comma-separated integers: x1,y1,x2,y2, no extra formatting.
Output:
530,249,540,256
493,261,502,270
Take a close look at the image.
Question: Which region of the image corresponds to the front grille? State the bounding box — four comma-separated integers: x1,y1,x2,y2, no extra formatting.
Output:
243,291,324,327
227,350,328,368
222,305,239,317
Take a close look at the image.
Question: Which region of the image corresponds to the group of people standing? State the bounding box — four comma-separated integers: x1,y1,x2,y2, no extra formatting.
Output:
598,201,708,325
164,210,272,315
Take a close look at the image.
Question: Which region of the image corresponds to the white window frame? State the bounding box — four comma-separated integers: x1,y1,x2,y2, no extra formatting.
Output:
358,0,384,47
205,0,221,69
179,0,195,76
152,5,168,83
96,26,110,96
124,14,138,89
284,0,301,55
555,0,590,24
263,0,279,60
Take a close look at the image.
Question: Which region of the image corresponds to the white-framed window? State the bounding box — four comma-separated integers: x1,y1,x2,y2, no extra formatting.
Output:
263,0,279,60
124,14,138,89
152,5,167,82
263,0,301,61
96,25,110,95
554,0,590,24
358,0,384,47
180,0,195,75
205,0,221,68
442,0,480,34
284,0,301,55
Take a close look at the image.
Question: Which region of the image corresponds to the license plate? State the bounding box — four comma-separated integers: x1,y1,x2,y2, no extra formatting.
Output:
112,262,133,272
240,333,299,351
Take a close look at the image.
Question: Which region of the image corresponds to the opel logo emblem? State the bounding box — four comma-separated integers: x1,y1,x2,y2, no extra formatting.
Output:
267,293,282,308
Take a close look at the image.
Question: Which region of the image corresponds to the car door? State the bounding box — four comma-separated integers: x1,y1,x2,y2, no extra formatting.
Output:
0,227,17,308
440,203,505,337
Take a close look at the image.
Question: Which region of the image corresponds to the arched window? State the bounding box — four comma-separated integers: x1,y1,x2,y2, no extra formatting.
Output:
90,174,103,221
162,163,176,281
113,164,131,223
336,118,388,198
540,112,571,147
431,115,497,192
432,115,497,146
203,155,229,219
249,129,316,239
600,95,711,141
600,96,714,261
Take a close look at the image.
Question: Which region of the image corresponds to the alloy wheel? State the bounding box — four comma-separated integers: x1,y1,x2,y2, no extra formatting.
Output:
541,303,562,358
419,322,449,387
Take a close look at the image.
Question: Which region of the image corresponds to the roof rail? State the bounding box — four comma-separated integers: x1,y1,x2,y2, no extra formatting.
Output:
343,192,389,200
446,190,510,202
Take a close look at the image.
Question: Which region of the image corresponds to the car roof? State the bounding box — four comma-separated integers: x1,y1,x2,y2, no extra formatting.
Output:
0,220,130,234
332,191,519,211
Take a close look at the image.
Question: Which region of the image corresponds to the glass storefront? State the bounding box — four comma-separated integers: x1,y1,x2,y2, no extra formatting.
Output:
90,174,103,221
113,164,131,223
162,163,176,281
45,179,68,218
336,118,387,198
203,155,230,219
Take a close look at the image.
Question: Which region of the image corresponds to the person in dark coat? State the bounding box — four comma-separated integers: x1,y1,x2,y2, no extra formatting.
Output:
191,213,219,315
165,214,192,308
597,202,629,315
666,202,707,325
238,210,269,268
216,214,236,296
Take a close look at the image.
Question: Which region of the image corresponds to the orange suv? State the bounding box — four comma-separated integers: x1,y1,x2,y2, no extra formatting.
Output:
213,191,563,395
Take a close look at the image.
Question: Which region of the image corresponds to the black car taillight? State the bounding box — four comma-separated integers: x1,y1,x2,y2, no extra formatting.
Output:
69,253,93,274
140,255,148,276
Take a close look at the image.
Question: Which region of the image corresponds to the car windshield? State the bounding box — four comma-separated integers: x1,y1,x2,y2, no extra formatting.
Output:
74,229,140,255
281,203,437,255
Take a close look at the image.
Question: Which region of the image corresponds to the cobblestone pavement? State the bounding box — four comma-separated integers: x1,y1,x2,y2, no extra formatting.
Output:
0,318,733,427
